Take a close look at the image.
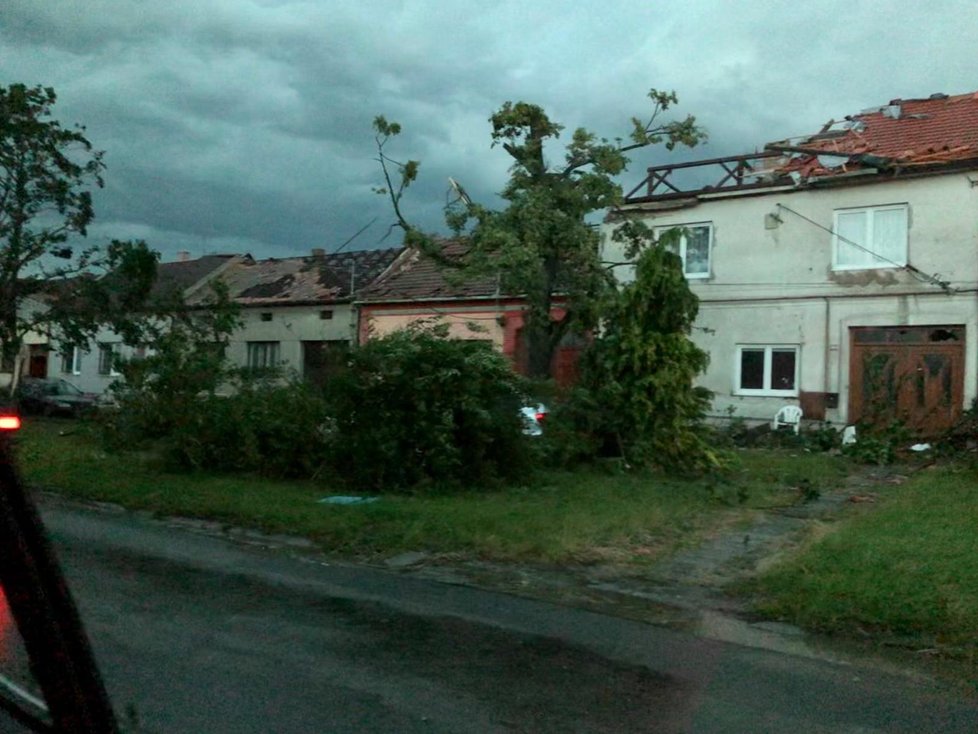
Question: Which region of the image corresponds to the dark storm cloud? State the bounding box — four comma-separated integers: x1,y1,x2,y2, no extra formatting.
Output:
2,0,977,260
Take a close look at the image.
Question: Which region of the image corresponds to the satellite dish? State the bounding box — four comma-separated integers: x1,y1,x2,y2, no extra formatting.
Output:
448,177,472,205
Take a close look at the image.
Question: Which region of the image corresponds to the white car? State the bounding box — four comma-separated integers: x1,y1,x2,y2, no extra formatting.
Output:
520,404,548,436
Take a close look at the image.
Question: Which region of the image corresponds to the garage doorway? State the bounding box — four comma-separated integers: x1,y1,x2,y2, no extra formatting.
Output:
848,325,964,435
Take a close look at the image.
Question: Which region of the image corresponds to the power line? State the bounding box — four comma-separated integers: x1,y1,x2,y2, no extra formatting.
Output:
775,203,952,292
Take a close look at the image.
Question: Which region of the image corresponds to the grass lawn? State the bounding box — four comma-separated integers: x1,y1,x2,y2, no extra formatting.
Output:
749,464,978,661
18,418,850,565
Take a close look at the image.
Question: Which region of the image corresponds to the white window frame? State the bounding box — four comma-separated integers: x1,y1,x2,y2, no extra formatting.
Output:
832,204,908,271
734,345,799,397
655,222,713,279
247,341,280,370
98,343,122,377
61,346,82,375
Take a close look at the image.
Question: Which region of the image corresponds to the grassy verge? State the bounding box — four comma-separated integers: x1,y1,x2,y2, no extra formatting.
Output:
749,464,978,663
19,418,849,564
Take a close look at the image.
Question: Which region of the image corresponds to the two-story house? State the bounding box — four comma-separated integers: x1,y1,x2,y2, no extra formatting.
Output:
603,91,978,434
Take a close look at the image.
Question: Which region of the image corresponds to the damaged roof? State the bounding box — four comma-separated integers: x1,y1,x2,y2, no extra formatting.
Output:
356,240,501,303
624,90,978,204
198,248,403,306
767,91,978,178
151,254,239,300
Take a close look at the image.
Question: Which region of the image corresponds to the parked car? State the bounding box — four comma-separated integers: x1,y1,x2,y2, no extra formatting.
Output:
520,403,548,436
15,378,99,418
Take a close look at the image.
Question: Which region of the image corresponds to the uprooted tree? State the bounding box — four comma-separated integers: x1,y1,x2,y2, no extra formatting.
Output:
373,90,705,378
0,83,158,388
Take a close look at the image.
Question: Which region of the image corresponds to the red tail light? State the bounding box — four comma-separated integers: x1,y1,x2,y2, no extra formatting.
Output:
535,412,547,423
0,415,21,431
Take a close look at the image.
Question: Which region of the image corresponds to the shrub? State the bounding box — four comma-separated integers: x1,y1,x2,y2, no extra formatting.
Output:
165,377,332,478
548,239,728,474
841,421,912,465
323,325,533,491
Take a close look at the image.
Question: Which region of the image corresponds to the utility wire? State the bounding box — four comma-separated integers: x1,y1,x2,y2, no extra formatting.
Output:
775,203,952,292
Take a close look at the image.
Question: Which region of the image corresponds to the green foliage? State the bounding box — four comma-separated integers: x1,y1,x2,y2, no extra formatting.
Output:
373,90,705,378
325,324,534,491
24,420,845,566
803,423,842,452
164,378,332,478
0,83,158,373
841,421,912,465
101,322,533,490
550,241,725,473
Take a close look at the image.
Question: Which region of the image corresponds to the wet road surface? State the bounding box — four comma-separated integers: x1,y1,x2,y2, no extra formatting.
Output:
35,502,978,733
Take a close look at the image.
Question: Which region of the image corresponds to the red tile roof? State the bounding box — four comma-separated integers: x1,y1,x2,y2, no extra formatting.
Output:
768,91,978,178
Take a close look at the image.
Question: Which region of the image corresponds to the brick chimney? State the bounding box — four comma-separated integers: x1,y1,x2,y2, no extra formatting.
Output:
176,250,191,262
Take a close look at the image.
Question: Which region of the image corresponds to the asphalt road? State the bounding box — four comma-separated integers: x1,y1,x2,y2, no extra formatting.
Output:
34,502,978,733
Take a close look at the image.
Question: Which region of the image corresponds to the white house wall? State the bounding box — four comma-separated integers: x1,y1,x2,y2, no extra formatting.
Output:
226,304,356,375
603,172,978,424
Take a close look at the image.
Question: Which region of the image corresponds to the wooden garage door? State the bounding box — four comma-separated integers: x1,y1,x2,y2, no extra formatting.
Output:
849,326,964,435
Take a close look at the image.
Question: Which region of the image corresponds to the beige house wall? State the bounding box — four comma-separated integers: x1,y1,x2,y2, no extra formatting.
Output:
603,172,978,424
363,308,505,348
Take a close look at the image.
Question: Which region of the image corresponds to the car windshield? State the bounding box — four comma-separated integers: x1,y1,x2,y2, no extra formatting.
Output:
0,586,49,724
33,380,82,397
54,381,83,397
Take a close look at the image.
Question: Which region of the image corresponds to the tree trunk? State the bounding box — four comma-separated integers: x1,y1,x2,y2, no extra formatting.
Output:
524,320,555,380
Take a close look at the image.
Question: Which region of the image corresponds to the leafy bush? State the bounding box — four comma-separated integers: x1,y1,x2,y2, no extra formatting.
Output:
323,325,534,491
163,377,332,478
841,421,912,465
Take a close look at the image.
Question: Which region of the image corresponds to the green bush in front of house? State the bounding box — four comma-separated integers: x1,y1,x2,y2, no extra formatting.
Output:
322,324,534,491
100,323,533,490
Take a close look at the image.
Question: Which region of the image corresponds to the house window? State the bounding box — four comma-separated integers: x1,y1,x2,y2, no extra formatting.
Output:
735,345,798,396
61,346,82,375
247,341,280,370
833,204,908,270
319,310,333,320
260,312,273,322
656,223,712,278
97,343,121,376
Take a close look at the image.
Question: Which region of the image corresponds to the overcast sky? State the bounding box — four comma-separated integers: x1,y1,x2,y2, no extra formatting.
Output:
2,1,975,261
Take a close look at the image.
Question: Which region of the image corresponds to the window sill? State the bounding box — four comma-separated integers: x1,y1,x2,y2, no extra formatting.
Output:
831,264,905,272
733,389,799,398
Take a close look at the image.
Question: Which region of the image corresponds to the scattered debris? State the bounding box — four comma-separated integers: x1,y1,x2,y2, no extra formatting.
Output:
317,495,379,505
841,425,857,445
848,493,878,503
909,443,932,452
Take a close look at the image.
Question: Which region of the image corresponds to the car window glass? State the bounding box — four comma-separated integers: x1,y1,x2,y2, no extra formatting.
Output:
56,382,81,397
0,586,49,723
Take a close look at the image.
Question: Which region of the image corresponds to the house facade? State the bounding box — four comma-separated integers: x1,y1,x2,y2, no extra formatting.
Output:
357,242,583,386
603,91,978,433
189,247,403,383
47,248,403,393
47,254,245,393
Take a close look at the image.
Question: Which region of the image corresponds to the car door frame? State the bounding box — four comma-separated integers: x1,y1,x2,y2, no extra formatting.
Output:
0,434,119,732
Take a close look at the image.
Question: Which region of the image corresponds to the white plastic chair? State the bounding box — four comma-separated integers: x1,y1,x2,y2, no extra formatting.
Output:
772,405,803,434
